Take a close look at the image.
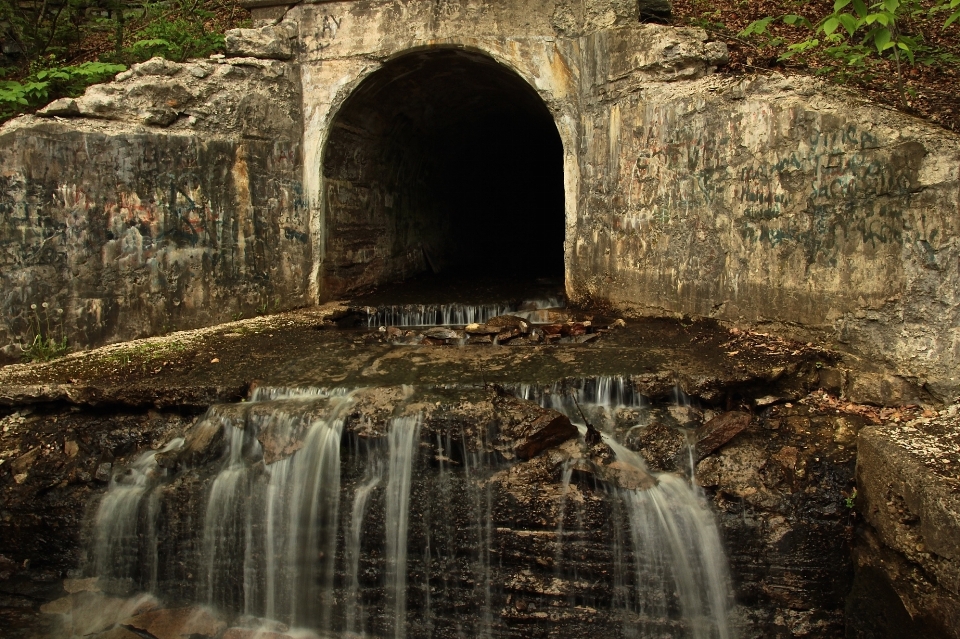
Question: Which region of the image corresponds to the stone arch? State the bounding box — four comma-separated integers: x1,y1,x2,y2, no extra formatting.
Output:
315,44,576,299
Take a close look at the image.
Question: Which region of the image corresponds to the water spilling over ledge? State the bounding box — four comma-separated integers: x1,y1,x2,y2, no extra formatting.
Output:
4,307,952,639
75,380,735,639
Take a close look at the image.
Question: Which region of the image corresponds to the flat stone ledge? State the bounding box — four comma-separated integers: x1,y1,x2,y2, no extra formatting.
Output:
856,415,960,637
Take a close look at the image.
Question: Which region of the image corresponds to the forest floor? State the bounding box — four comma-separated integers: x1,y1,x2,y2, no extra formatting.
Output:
670,0,960,132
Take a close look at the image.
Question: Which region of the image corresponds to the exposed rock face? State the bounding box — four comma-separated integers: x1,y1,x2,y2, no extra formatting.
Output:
0,368,880,638
852,416,960,638
0,53,307,362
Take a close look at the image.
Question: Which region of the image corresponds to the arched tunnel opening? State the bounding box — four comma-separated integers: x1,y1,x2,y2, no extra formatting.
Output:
321,48,565,301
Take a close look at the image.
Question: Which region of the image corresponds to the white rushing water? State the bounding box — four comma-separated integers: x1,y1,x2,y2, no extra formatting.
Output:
345,459,382,636
89,376,733,639
92,437,184,590
363,296,565,327
384,415,421,639
519,376,735,639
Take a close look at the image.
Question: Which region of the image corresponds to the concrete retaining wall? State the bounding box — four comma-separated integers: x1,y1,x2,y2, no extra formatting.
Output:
1,0,959,401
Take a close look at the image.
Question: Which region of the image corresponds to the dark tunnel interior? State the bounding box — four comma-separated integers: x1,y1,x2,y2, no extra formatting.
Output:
321,48,565,298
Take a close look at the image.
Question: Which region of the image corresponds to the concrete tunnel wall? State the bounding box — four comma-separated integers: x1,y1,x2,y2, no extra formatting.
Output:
317,48,566,298
1,0,960,401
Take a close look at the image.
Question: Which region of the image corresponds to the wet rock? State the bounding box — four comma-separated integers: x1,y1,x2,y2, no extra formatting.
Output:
495,327,523,342
181,414,226,465
94,462,112,482
627,421,685,471
42,592,159,636
561,322,588,337
127,606,226,639
487,315,530,332
386,326,402,339
541,323,564,336
253,400,336,464
63,577,100,594
596,460,658,491
496,397,579,460
423,327,460,340
464,323,501,335
846,372,923,407
696,411,751,460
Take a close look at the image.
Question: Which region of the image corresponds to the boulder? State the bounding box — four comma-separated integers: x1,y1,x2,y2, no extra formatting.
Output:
225,23,297,60
36,98,81,117
495,397,580,460
695,411,751,460
127,606,226,639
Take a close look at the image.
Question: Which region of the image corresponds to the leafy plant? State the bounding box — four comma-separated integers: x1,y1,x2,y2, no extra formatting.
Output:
18,302,68,363
120,0,226,64
0,61,126,119
740,0,960,106
844,487,858,509
1,0,246,122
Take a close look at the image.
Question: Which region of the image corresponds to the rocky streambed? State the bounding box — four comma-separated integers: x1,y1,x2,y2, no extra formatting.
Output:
0,305,957,639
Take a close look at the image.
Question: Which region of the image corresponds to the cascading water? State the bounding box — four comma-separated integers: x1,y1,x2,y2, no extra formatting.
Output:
519,376,734,639
92,436,184,592
363,296,565,327
384,415,421,639
76,376,734,639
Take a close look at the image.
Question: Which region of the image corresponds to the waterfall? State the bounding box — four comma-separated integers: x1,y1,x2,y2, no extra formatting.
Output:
262,394,351,629
518,377,735,639
92,437,183,592
363,296,565,327
384,415,421,639
80,378,734,639
345,459,383,636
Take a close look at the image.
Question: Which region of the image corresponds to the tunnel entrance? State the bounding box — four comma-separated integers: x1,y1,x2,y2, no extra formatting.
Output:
321,48,565,299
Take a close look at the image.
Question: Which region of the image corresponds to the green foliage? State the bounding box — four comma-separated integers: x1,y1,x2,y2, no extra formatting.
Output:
740,0,960,105
0,61,126,119
18,303,68,363
118,0,227,64
844,487,858,509
1,0,243,121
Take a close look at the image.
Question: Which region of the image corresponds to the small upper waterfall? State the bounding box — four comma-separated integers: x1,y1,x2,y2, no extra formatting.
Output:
74,378,735,639
363,296,566,327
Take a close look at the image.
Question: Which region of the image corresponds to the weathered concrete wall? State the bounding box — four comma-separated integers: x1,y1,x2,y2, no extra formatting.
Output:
1,0,959,403
0,56,309,360
574,68,960,400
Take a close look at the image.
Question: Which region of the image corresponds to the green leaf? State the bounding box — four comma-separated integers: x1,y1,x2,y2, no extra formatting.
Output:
882,0,900,12
823,16,842,34
839,13,860,34
835,0,853,9
739,16,774,37
853,0,869,17
874,26,892,52
945,10,960,27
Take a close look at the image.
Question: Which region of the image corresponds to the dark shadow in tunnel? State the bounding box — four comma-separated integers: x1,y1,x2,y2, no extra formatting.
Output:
321,48,565,299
